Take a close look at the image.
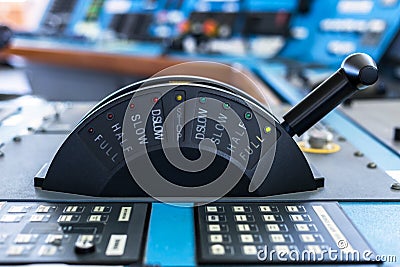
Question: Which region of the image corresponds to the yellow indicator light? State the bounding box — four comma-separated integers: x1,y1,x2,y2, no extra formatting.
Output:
265,126,272,133
176,95,183,101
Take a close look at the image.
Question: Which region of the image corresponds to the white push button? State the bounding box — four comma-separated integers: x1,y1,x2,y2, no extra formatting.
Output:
105,235,127,256
242,245,258,255
38,245,57,256
88,215,103,222
207,215,219,222
235,215,247,222
286,206,299,212
36,205,55,213
30,214,50,222
237,224,250,232
8,206,29,213
6,246,25,256
0,214,23,222
118,207,132,222
233,206,245,212
290,215,304,222
206,206,218,212
209,234,223,243
295,224,310,231
14,234,37,244
93,206,105,212
208,224,221,232
263,215,276,221
266,224,280,232
259,206,271,212
58,215,75,222
240,234,254,243
64,206,83,213
270,234,285,243
210,244,225,255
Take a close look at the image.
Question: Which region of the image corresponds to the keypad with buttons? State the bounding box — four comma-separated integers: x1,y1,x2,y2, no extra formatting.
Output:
196,202,378,264
0,201,149,264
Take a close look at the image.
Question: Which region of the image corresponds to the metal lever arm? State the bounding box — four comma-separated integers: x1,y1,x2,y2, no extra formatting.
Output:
282,53,378,137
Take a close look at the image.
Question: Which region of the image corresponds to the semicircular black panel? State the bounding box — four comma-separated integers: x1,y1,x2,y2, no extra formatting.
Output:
38,76,321,198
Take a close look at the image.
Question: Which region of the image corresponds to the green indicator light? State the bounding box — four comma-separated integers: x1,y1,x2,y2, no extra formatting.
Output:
264,126,272,133
200,97,207,104
244,112,252,120
223,103,230,109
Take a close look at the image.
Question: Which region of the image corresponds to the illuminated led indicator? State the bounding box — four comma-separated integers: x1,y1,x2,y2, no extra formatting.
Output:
129,103,135,109
176,95,183,101
244,112,252,120
179,20,190,34
264,127,272,133
107,113,114,120
203,19,218,37
223,103,230,109
153,97,159,103
88,128,94,134
200,97,206,104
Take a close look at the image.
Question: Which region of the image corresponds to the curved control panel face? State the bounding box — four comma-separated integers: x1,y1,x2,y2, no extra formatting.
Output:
38,76,320,199
79,81,284,199
80,83,278,176
36,53,377,199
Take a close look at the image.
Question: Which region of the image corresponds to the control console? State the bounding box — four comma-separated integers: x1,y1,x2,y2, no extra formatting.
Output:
34,53,378,199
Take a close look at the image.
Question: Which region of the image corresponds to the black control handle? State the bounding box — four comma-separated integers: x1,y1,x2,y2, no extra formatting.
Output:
0,25,12,50
282,53,378,137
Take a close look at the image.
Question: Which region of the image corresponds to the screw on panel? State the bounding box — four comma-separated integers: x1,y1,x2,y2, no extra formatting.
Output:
391,183,400,191
367,162,377,169
13,136,21,142
353,151,364,157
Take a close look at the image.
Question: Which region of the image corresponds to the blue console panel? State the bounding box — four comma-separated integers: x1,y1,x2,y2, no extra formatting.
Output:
22,0,400,66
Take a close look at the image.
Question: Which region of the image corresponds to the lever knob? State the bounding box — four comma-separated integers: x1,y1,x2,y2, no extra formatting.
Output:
282,53,378,137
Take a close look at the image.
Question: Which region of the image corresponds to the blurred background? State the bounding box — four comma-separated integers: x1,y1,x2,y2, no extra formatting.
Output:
0,0,399,102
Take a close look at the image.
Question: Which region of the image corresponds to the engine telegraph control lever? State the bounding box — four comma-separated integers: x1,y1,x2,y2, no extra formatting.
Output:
35,53,378,199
